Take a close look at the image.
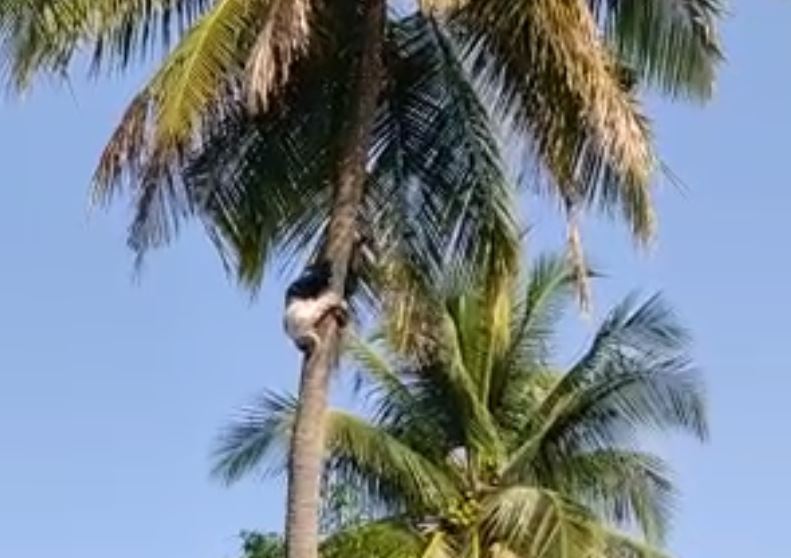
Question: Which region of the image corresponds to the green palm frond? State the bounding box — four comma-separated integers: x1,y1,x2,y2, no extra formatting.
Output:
175,12,520,297
345,335,403,396
499,294,704,489
214,255,704,558
213,393,458,513
549,352,707,446
212,390,296,483
86,0,282,256
601,528,667,558
482,486,667,558
532,293,693,422
92,0,265,189
1,0,222,87
114,0,355,273
345,335,446,446
350,356,468,463
545,450,675,544
489,254,577,418
322,521,426,558
372,13,519,286
182,97,335,285
344,337,448,450
420,531,456,558
2,0,316,97
451,0,656,240
504,355,705,485
482,486,599,558
435,306,504,458
327,410,460,513
591,0,724,99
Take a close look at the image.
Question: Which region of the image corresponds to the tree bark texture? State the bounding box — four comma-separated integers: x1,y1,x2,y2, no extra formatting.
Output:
284,1,385,557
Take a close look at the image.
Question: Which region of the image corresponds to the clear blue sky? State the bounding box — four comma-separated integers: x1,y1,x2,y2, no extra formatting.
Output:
1,2,788,557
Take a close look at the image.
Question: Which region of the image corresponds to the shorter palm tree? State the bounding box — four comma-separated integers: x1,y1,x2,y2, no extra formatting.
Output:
214,255,707,558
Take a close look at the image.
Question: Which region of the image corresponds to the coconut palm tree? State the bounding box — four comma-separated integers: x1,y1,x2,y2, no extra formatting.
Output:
214,254,707,557
0,3,721,557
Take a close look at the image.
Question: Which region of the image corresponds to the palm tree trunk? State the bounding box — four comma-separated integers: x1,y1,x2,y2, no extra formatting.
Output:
284,1,385,557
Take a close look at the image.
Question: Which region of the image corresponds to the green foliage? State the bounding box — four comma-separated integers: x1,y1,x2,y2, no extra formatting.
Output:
240,531,285,558
0,0,723,295
214,254,707,557
184,13,520,294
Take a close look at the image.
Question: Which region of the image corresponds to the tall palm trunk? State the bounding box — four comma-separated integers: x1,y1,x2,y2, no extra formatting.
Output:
284,1,385,557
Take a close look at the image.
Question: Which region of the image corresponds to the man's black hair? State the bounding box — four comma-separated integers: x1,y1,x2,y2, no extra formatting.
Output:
286,261,333,301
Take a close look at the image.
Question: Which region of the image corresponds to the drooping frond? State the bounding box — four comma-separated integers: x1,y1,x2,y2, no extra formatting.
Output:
245,0,313,109
169,12,519,294
212,392,458,513
451,0,656,240
1,0,214,87
211,390,296,483
346,340,467,463
543,450,676,544
14,0,324,268
1,0,316,100
89,0,273,253
326,410,460,513
100,0,354,274
591,0,724,99
372,13,519,285
182,92,335,286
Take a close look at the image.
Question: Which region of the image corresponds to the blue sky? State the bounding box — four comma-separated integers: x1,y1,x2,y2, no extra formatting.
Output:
1,2,789,557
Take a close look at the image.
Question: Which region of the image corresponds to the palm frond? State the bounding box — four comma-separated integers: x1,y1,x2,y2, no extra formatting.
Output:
373,13,519,287
489,254,577,415
348,13,519,355
2,0,214,87
482,486,667,558
420,531,456,558
533,293,692,421
601,528,668,558
505,353,706,485
482,486,599,558
591,0,724,99
211,390,296,483
345,334,403,396
88,0,273,255
326,410,460,513
245,0,313,109
502,295,705,483
545,450,676,544
452,0,656,240
183,98,334,286
212,392,459,514
436,306,505,458
344,335,448,448
322,520,426,558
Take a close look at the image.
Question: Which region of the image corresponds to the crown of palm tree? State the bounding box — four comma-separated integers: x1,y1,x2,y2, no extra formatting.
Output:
213,254,707,557
1,0,722,292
